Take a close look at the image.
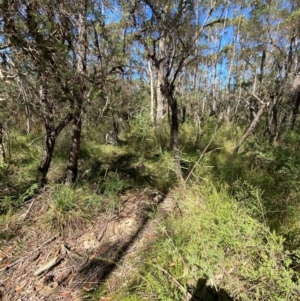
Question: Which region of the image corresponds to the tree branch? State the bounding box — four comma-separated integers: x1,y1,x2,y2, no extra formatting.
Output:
55,113,73,136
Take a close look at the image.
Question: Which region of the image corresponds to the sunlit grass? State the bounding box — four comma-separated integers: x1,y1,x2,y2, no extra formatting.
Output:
106,182,299,301
44,184,102,233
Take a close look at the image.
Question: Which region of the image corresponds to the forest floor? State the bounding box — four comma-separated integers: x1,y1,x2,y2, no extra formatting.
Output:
0,187,177,301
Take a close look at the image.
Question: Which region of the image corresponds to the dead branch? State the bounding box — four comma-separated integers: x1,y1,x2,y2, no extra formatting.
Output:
3,234,59,271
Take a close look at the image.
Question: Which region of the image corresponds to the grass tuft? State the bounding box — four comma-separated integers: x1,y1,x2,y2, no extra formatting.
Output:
45,184,102,233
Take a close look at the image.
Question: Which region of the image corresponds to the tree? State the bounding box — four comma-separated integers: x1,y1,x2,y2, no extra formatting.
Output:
1,0,76,183
65,0,88,184
128,0,222,176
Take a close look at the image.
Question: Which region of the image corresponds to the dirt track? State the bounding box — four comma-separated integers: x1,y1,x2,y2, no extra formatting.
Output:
0,188,176,300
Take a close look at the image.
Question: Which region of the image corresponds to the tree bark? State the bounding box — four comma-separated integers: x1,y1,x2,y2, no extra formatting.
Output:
162,83,182,178
0,123,6,165
268,104,278,143
65,1,87,184
37,78,54,184
291,74,300,130
156,37,167,123
65,106,82,183
38,131,56,184
291,90,300,130
38,113,73,184
148,60,155,125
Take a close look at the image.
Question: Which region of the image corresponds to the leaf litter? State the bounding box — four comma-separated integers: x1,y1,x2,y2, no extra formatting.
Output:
0,188,177,300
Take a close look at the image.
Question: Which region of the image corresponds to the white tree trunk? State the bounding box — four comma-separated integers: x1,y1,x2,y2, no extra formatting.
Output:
148,60,155,125
156,37,166,122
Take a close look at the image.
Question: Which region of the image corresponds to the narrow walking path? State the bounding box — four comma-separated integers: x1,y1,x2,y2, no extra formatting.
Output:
0,188,177,300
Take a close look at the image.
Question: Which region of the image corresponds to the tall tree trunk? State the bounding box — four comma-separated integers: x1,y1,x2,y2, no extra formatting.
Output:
65,1,87,184
0,123,6,165
38,114,73,184
291,91,300,130
148,60,155,125
233,102,268,154
156,37,166,123
291,73,300,130
37,71,74,184
25,104,31,134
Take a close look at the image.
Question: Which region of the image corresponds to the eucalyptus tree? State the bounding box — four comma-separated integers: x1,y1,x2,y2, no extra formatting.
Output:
127,0,226,176
0,0,77,183
0,0,130,183
232,0,300,148
65,0,88,184
285,7,300,129
0,56,19,164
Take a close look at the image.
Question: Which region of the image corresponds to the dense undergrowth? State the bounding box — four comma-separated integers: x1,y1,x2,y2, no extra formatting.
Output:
1,115,300,300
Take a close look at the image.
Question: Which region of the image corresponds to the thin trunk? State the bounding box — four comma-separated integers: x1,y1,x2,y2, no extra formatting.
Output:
169,96,181,178
233,102,268,154
182,105,186,124
291,74,300,130
38,115,73,184
0,123,6,164
65,2,87,184
66,106,82,183
192,0,199,91
156,37,166,122
37,75,73,184
148,60,155,125
25,104,31,134
38,131,56,184
291,91,300,130
227,13,241,92
156,65,165,122
268,103,278,143
37,77,54,184
162,83,182,178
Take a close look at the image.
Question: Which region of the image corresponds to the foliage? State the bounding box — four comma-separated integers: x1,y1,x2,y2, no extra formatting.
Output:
125,112,156,152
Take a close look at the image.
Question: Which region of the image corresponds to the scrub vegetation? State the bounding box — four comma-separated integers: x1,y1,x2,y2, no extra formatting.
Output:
1,1,300,300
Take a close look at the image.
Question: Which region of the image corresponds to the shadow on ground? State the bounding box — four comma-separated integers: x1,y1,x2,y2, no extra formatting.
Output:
81,149,172,193
192,278,234,301
70,190,166,296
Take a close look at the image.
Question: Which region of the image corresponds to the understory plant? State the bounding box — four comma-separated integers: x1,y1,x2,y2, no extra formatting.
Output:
106,182,300,301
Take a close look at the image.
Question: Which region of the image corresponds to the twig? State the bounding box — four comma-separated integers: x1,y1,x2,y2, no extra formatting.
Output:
34,256,64,276
21,198,35,220
2,256,23,271
28,136,43,146
3,234,59,271
34,234,60,252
